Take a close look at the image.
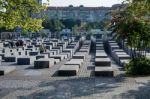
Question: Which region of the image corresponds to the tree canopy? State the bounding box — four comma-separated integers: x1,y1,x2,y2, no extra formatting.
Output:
110,0,150,58
0,0,47,32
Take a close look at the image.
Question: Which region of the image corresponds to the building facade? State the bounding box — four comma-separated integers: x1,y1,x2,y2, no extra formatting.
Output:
37,0,50,6
44,5,112,22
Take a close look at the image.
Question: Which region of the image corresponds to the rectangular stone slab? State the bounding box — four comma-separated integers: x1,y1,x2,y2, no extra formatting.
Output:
95,58,111,66
81,46,89,49
36,55,48,60
50,55,64,61
96,52,108,58
41,52,53,58
69,59,84,64
44,45,52,50
72,54,85,60
17,56,35,65
115,52,127,55
29,51,39,56
110,45,120,51
79,49,89,53
4,56,16,62
112,49,124,52
65,60,82,68
95,67,114,77
58,65,79,76
96,46,104,50
61,52,70,58
27,45,33,48
34,59,51,69
25,48,33,51
50,49,60,54
60,53,68,58
96,45,103,48
63,49,73,56
0,66,16,75
53,46,62,52
96,50,105,53
108,40,116,43
117,54,130,59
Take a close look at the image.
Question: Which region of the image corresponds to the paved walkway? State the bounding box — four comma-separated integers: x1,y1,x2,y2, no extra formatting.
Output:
0,53,150,99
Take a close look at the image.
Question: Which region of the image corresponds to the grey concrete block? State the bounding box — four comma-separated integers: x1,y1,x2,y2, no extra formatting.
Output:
65,60,83,68
95,58,111,66
17,57,31,65
0,66,16,75
95,67,114,77
72,54,85,60
29,51,39,56
4,56,16,62
34,59,51,69
36,55,48,60
96,52,108,58
58,65,79,76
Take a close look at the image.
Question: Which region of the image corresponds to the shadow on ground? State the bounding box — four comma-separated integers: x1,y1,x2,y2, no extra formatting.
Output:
113,80,150,99
16,75,126,99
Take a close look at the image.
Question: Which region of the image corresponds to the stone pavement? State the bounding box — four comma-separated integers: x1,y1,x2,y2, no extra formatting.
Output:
0,53,150,99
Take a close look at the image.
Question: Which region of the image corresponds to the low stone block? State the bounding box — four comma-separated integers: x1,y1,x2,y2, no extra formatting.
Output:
72,54,85,60
95,58,111,66
36,55,48,60
34,59,53,69
95,67,114,77
17,57,31,65
4,56,16,62
96,52,108,58
65,60,82,68
58,65,79,76
117,54,130,60
0,66,16,75
27,45,33,48
25,48,32,51
29,51,39,56
50,55,64,61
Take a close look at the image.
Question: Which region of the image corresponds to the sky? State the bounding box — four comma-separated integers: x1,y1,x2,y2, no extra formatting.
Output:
47,0,124,7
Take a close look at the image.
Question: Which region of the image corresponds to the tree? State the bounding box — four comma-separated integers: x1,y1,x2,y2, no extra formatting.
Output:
42,19,64,32
72,25,79,36
110,0,150,58
41,32,47,38
110,0,150,75
21,29,28,37
0,0,47,32
61,19,81,30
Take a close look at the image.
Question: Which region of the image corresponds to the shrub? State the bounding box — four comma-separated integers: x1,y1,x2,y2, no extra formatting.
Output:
126,57,150,75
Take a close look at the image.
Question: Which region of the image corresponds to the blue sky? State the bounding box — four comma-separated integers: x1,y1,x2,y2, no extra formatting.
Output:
48,0,124,7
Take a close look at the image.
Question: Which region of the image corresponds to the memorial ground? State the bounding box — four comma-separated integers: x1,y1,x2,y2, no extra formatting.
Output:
0,51,150,99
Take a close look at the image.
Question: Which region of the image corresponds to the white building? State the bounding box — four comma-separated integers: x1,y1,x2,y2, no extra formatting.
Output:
44,5,112,22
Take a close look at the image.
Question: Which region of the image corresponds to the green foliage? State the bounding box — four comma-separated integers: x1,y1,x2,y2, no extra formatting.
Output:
72,25,79,36
0,0,47,32
39,44,45,52
42,19,64,32
42,18,110,33
21,30,28,37
61,19,81,30
126,57,150,75
127,0,150,16
41,32,47,38
84,20,110,30
110,0,150,58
